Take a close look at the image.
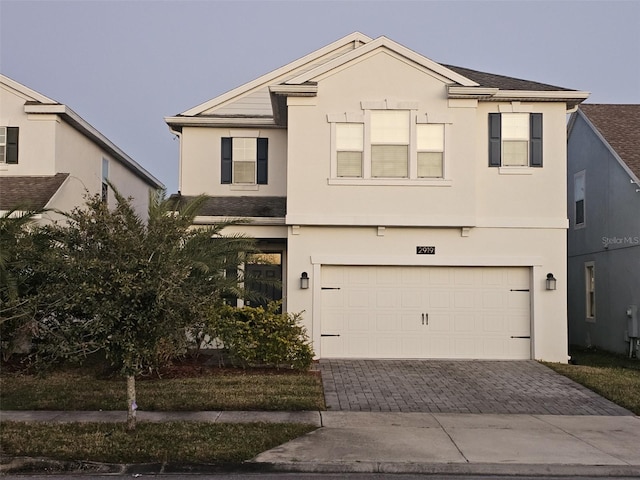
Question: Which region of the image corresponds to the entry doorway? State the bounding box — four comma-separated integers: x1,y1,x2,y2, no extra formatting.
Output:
245,252,282,309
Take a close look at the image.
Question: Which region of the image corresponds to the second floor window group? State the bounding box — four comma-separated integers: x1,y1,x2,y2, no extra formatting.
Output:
335,110,445,180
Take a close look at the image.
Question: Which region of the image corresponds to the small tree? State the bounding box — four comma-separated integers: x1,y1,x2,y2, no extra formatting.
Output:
31,189,255,430
0,208,49,362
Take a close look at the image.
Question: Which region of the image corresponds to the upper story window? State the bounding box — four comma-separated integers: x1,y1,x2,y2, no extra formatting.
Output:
221,137,268,185
336,123,363,177
0,127,19,164
370,110,409,178
489,113,542,168
330,102,448,185
101,158,109,203
574,170,586,227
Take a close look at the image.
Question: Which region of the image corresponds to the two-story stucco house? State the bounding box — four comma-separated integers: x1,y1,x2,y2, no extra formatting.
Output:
0,74,163,221
567,104,640,357
166,33,589,362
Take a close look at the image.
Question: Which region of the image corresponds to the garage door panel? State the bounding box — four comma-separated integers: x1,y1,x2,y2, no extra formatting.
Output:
321,265,530,359
454,290,476,308
483,314,505,332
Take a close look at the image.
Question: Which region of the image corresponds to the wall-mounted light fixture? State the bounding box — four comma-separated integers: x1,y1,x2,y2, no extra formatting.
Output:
546,273,557,291
300,272,309,289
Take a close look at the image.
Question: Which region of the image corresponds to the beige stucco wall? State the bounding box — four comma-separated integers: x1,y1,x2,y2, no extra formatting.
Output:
179,127,287,197
0,85,57,176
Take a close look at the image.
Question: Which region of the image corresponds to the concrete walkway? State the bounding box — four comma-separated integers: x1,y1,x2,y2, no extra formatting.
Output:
3,410,640,476
254,411,640,476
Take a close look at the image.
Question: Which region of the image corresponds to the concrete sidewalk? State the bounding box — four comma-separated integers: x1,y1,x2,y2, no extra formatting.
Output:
3,410,640,476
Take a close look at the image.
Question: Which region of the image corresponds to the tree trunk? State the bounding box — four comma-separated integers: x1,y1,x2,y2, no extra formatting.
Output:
126,374,137,431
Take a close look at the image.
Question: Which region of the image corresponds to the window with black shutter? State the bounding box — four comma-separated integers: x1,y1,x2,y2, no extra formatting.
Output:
221,137,268,185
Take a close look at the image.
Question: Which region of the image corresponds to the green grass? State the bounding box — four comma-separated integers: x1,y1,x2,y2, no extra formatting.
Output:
0,369,325,411
0,421,316,464
544,348,640,415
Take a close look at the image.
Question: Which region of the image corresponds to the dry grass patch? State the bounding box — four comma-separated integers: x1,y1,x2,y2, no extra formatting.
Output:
0,421,316,464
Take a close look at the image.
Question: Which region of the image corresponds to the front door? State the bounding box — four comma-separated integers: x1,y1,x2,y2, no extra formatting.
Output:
245,253,282,309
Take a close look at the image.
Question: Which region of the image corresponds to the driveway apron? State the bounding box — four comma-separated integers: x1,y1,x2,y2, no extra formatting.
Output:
317,359,632,415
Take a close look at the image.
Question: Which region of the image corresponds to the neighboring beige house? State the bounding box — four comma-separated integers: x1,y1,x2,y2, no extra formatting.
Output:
166,33,589,362
0,74,163,221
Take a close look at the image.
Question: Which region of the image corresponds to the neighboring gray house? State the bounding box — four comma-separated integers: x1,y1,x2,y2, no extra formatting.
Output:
567,104,640,356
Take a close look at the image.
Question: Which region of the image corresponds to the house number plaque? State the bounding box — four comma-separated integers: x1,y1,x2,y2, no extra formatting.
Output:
416,246,436,255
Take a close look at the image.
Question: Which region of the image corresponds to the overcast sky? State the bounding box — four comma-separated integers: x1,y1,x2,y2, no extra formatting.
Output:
1,0,639,193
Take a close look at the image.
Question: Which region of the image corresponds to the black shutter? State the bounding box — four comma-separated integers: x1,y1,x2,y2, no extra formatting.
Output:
6,127,19,164
488,114,501,167
530,113,543,167
257,138,268,185
221,137,232,184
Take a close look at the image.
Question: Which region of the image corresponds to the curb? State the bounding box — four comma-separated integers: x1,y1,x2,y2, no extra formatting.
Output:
4,456,640,477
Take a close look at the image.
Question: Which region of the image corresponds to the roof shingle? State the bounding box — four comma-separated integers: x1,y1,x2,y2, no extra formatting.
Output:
170,195,286,218
579,104,640,178
0,173,69,210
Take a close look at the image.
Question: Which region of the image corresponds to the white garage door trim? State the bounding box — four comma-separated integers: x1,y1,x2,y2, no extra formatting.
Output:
319,265,531,360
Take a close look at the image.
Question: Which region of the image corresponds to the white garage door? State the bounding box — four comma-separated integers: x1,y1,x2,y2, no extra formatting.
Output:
320,266,531,359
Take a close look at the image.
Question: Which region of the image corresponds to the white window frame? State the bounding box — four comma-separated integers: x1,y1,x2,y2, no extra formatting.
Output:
328,101,451,186
501,113,530,167
232,137,257,185
0,127,6,164
574,170,586,229
585,261,596,322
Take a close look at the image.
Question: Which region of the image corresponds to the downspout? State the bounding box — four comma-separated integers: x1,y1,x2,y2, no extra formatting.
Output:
169,126,182,193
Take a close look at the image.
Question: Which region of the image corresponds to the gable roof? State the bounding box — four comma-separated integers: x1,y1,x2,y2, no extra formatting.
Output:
577,104,640,178
1,74,164,189
0,173,69,210
166,33,589,130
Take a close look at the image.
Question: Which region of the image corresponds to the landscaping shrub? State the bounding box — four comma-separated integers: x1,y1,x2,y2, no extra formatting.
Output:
208,302,313,370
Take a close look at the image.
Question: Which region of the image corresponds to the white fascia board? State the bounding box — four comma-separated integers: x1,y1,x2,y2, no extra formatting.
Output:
1,74,57,104
179,32,372,117
25,104,164,189
576,108,640,184
493,90,591,102
285,36,479,87
164,116,280,128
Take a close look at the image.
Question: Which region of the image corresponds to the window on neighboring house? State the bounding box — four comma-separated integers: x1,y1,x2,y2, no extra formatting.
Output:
102,158,109,203
0,127,19,164
221,137,268,185
574,170,585,227
585,262,596,320
489,113,542,167
371,110,409,178
336,123,363,177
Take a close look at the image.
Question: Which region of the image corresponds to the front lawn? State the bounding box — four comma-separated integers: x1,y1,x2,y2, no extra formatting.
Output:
0,367,325,411
0,421,316,464
544,348,640,415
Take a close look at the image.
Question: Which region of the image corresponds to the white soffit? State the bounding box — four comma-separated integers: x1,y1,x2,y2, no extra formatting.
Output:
284,36,479,87
179,32,373,117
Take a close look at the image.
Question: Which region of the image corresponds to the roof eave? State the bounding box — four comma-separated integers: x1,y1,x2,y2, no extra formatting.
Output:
448,86,590,109
24,104,164,189
164,116,281,130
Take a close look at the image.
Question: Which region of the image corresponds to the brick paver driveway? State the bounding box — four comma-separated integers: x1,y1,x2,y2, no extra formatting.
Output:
317,359,632,415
